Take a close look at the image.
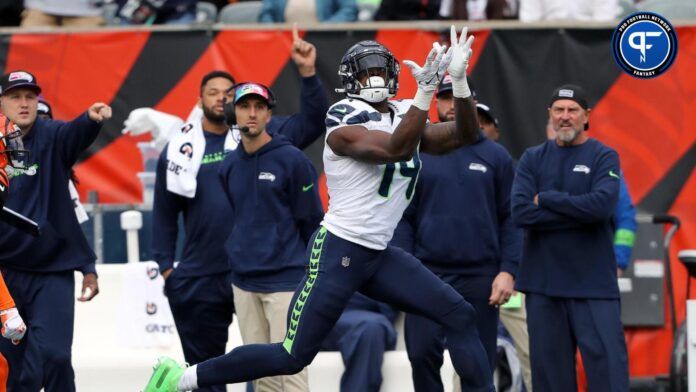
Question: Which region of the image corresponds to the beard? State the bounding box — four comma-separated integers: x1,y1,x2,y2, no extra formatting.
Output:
556,127,581,143
202,104,226,123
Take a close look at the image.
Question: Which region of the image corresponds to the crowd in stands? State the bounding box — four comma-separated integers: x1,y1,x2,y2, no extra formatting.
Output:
0,0,689,27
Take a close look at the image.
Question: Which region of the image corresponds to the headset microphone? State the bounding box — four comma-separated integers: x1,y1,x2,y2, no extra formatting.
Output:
239,126,250,133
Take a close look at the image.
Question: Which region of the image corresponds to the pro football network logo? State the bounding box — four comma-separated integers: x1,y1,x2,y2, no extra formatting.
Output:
612,12,677,78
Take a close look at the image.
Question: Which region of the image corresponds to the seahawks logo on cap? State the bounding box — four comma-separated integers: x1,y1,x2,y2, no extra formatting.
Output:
611,12,677,78
8,72,33,82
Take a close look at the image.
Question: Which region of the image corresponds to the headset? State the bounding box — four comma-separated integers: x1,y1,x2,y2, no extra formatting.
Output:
223,82,277,128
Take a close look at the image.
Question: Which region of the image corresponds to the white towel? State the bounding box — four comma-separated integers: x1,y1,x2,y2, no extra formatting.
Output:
121,108,184,152
165,110,239,198
69,179,89,224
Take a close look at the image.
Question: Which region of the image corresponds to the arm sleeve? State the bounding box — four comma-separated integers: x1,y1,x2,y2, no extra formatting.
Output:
511,151,585,230
217,154,236,211
77,263,97,276
538,150,621,223
288,156,324,244
0,273,15,311
497,154,522,277
324,0,357,22
273,75,329,150
151,147,185,273
613,175,637,269
56,112,103,167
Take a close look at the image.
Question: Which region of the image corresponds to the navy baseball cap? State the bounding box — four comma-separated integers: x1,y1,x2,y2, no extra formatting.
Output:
0,70,41,96
436,74,476,99
549,84,589,109
37,97,53,119
476,103,498,127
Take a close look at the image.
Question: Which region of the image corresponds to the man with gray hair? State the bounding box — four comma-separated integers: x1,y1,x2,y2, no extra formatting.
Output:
511,84,629,391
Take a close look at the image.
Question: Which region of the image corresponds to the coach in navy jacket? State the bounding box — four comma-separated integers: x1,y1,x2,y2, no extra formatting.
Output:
220,134,323,291
391,81,522,391
511,84,628,391
0,70,110,392
218,82,322,391
152,59,327,392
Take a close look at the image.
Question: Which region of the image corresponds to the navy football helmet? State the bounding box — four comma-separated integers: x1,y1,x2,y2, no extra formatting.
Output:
337,40,399,103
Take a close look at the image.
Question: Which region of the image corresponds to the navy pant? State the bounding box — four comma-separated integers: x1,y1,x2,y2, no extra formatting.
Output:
405,274,498,392
320,309,396,392
197,227,494,392
0,269,75,392
166,271,235,392
526,293,629,392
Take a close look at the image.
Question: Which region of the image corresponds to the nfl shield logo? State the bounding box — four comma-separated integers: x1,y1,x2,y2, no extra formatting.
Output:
341,256,350,267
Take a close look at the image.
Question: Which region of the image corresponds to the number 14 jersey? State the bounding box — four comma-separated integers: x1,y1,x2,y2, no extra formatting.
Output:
321,98,421,250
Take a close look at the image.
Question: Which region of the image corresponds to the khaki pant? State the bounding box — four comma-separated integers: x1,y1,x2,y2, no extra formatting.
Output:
452,294,532,392
499,294,532,392
21,8,103,27
233,286,309,392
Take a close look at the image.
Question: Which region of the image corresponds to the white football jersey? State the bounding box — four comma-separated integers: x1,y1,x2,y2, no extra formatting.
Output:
321,98,421,250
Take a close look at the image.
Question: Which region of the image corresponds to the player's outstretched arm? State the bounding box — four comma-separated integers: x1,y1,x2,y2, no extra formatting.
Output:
422,26,479,155
328,43,448,164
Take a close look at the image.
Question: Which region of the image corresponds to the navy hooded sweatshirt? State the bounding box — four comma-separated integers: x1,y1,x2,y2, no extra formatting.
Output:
0,113,99,274
511,138,621,299
391,135,522,277
152,75,328,278
218,135,324,292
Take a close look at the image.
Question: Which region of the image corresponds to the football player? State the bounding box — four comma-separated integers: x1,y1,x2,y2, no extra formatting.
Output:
144,25,495,392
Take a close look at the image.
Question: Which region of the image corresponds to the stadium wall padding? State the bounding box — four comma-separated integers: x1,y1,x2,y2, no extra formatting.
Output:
0,27,694,379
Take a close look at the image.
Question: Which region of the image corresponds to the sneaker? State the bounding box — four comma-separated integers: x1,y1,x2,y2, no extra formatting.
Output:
143,356,186,392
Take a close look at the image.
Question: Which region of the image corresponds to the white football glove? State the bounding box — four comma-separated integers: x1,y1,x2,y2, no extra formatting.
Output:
447,26,475,98
1,308,26,344
404,42,448,111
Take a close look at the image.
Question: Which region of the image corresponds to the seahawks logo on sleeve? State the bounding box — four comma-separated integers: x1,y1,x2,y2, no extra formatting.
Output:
325,100,382,130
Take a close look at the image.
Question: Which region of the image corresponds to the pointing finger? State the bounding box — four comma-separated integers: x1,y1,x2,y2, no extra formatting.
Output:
292,22,300,43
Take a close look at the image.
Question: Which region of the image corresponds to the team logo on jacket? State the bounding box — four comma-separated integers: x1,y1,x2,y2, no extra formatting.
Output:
179,142,193,158
6,164,38,179
341,256,351,267
468,163,487,173
145,302,158,315
146,266,159,280
573,165,591,174
612,12,677,78
258,172,276,182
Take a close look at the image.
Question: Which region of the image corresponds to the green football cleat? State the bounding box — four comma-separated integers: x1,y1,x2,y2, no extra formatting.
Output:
143,356,186,392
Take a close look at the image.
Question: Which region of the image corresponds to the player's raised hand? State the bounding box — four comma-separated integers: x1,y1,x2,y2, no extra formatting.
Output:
88,102,112,123
291,23,317,77
447,26,474,98
403,42,447,93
